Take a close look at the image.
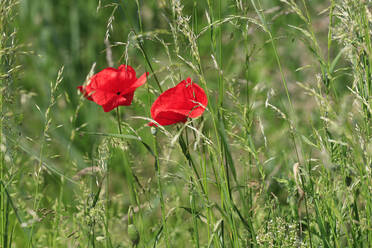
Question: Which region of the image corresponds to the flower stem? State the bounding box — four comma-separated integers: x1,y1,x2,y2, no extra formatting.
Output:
137,40,163,93
152,132,170,248
116,107,122,135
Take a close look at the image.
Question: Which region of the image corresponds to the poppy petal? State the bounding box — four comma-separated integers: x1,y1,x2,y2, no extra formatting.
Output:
149,78,207,126
78,65,148,111
149,110,188,126
123,72,149,95
121,92,134,106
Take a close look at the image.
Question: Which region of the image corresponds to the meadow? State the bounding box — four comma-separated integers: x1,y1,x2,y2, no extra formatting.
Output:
1,0,372,247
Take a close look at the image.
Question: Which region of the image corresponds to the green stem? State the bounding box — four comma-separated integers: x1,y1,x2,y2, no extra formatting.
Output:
135,0,143,32
178,133,205,195
29,138,45,247
105,163,110,248
153,132,170,248
137,40,163,93
116,108,122,135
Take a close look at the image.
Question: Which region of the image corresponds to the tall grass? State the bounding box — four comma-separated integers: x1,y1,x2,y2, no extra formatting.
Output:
1,0,371,247
1,1,24,247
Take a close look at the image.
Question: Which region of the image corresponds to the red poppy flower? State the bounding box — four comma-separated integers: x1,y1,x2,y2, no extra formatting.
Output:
149,78,208,126
78,65,148,112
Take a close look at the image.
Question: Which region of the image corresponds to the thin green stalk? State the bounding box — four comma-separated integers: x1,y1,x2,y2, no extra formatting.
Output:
327,0,335,69
214,4,236,233
191,188,200,248
50,177,64,248
243,25,257,248
1,131,4,248
202,4,240,244
300,160,313,248
102,108,122,247
169,7,234,243
152,132,170,248
184,127,201,247
135,0,142,32
28,138,44,247
116,108,122,135
28,67,63,247
217,0,223,109
200,140,213,245
115,108,144,245
250,0,303,167
137,40,163,93
251,0,294,112
120,0,163,93
105,158,110,248
178,133,205,195
4,198,9,248
0,180,32,247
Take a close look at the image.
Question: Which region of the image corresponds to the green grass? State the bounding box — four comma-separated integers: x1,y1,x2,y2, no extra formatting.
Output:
1,0,371,247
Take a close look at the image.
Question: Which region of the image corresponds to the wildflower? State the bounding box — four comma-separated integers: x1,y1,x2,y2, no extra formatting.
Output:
149,78,207,126
78,65,148,112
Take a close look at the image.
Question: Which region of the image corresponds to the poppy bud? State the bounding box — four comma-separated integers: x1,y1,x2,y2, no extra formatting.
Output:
128,224,140,246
